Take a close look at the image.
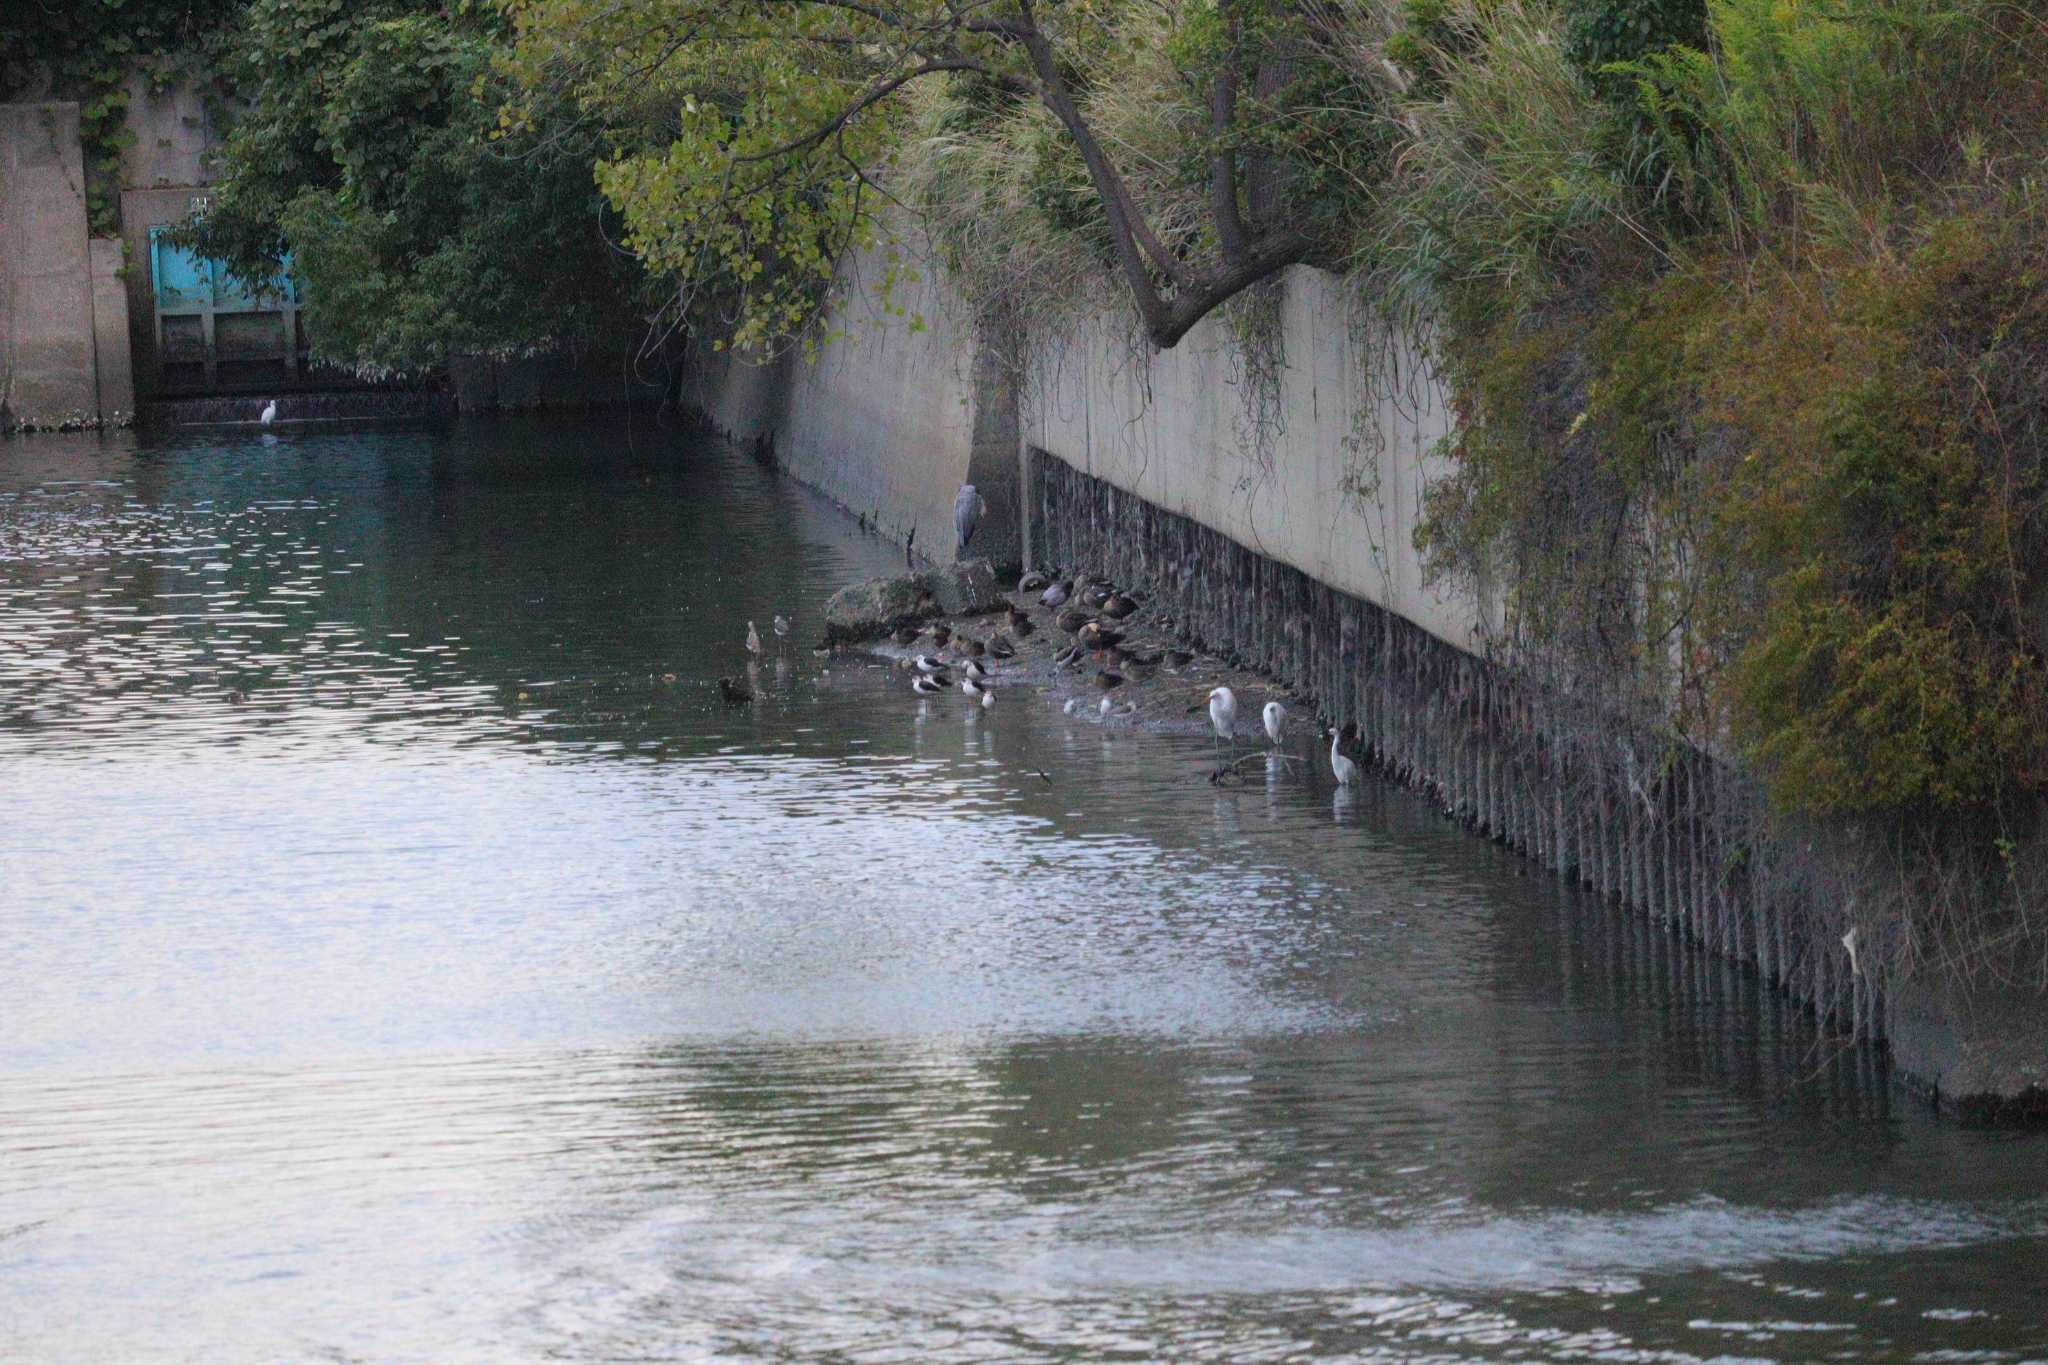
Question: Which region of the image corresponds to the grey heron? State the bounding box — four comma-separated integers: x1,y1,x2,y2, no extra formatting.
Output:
955,484,988,553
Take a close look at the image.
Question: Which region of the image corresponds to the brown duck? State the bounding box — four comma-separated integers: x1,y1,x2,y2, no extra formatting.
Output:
1079,622,1124,652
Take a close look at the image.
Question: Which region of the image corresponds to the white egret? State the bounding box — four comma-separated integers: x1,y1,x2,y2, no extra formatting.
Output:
1330,722,1360,786
745,620,762,658
1263,700,1286,746
259,398,277,425
1208,686,1237,764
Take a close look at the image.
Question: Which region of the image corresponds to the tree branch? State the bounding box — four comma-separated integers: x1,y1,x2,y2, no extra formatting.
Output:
731,57,997,165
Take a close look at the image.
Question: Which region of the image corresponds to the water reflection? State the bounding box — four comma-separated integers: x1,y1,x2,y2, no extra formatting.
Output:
2,420,2045,1362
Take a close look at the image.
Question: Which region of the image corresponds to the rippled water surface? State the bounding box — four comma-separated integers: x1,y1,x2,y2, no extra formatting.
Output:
3,420,2044,1362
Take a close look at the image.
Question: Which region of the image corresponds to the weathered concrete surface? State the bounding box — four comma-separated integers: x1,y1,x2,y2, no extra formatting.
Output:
89,237,134,424
1888,975,2048,1114
1,103,101,431
119,71,222,191
823,560,1003,641
685,241,1022,570
1024,273,1482,652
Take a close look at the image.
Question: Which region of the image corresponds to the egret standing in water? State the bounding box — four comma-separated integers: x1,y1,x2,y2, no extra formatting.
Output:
259,398,277,426
1330,721,1361,786
1208,686,1237,765
955,484,988,554
745,621,763,660
1263,700,1286,746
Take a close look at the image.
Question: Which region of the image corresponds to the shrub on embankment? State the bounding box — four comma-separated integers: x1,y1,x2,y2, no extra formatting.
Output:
1369,0,2048,992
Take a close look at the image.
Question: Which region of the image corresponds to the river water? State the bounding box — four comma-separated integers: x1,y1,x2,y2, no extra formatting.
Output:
1,418,2043,1362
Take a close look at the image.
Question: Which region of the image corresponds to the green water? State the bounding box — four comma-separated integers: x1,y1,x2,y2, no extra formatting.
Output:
2,418,2043,1361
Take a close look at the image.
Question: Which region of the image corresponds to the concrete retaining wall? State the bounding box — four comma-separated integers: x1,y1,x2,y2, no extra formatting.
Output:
683,235,2046,1109
686,246,1020,568
1024,271,1486,652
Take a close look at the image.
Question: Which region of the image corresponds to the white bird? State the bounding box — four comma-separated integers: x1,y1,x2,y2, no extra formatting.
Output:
913,654,949,674
962,657,990,678
961,676,989,699
1099,696,1113,716
1842,926,1862,977
912,675,945,695
1063,699,1078,715
1208,686,1237,762
259,398,277,425
746,621,762,658
1263,700,1286,746
979,688,994,709
1330,723,1360,786
955,484,988,553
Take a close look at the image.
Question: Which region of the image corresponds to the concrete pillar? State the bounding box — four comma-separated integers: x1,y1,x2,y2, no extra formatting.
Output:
1,103,99,431
89,236,134,423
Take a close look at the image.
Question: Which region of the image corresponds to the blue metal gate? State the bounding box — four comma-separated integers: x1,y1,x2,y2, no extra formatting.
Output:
148,229,305,394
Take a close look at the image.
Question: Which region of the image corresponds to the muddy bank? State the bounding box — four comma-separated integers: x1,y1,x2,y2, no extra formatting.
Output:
851,571,1315,757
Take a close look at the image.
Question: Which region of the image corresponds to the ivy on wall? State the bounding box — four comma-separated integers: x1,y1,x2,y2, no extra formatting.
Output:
1,0,236,233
